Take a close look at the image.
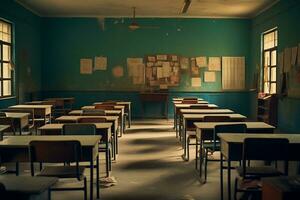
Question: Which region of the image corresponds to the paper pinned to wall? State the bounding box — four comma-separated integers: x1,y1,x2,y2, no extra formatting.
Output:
196,56,207,67
157,55,168,61
284,48,292,72
131,63,145,85
146,67,153,79
157,67,163,79
162,62,171,77
80,58,93,74
94,56,107,70
291,46,298,66
204,71,216,82
180,57,189,70
160,84,168,90
127,57,143,77
191,77,201,87
222,57,245,90
208,57,221,71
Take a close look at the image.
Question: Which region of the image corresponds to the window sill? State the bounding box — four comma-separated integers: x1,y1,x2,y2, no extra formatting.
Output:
0,96,16,101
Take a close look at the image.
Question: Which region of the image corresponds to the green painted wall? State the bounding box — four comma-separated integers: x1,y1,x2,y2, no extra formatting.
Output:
41,18,252,91
0,0,42,107
251,0,300,132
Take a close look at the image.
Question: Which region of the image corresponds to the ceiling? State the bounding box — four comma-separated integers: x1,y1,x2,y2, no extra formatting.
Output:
16,0,279,18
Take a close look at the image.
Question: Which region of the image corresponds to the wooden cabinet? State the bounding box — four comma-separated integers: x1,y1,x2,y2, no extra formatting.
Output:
257,94,278,126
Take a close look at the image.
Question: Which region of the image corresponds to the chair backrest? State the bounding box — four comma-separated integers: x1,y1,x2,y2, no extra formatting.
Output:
203,116,231,122
182,100,198,104
29,140,82,178
78,117,106,123
103,101,117,105
213,124,247,151
0,182,6,197
62,123,96,135
242,138,289,177
183,97,198,100
82,109,105,116
189,105,209,109
94,105,115,110
0,117,15,133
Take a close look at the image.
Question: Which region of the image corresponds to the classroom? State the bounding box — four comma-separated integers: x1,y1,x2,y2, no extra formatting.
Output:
0,0,300,199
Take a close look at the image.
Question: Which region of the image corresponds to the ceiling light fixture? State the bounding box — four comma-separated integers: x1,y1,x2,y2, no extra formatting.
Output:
180,0,191,14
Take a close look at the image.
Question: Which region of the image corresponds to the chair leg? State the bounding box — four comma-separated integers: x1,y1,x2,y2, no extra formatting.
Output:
187,137,190,161
195,138,198,170
106,149,109,177
96,155,100,199
15,162,19,176
83,177,87,200
204,149,208,182
234,177,238,200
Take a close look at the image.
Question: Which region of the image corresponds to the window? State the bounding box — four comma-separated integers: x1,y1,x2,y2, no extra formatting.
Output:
0,20,13,97
262,28,277,94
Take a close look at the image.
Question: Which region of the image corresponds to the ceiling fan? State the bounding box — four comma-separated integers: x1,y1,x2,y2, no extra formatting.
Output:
127,7,159,31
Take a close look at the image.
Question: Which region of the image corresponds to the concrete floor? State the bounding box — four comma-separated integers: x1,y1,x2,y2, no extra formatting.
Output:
4,119,230,200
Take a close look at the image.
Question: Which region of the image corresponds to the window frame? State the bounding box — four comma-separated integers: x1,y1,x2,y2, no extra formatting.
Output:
262,28,278,94
0,18,14,98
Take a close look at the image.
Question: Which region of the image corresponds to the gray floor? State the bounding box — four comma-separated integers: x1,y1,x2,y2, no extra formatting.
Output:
4,119,228,200
99,119,223,200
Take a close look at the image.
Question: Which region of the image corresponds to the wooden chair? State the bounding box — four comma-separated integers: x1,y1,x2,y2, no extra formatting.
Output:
182,100,198,104
82,109,106,116
189,105,210,109
187,116,231,161
94,105,115,110
203,124,247,182
234,138,289,200
75,119,113,176
29,140,87,200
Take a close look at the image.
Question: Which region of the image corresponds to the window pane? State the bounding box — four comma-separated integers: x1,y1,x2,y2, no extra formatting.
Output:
264,51,270,66
0,23,2,32
2,33,10,43
270,83,276,94
2,45,10,61
271,67,276,82
274,30,278,46
2,23,8,33
271,50,277,66
3,63,11,78
3,80,11,96
264,82,270,93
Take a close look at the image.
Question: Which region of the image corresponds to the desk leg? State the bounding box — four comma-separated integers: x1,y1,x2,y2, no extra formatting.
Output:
173,106,176,129
96,155,100,199
128,107,131,128
166,100,168,119
227,159,231,200
181,120,187,161
19,121,22,135
220,154,224,200
90,154,94,200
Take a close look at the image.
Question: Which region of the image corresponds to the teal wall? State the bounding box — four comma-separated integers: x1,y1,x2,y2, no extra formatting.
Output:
251,0,300,132
41,18,251,91
0,0,42,107
40,17,256,118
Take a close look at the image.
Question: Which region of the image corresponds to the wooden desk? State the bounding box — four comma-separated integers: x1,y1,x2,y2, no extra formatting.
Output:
173,103,218,133
139,92,169,119
0,135,100,200
93,101,132,128
194,122,275,180
0,176,57,200
5,112,30,135
173,97,204,101
45,97,75,109
219,133,300,200
81,105,125,134
173,100,208,104
0,125,10,141
177,109,233,137
9,105,52,124
181,113,247,161
69,109,121,116
262,176,300,200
